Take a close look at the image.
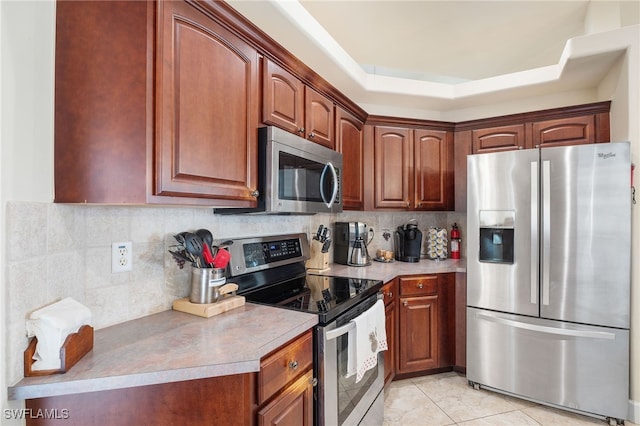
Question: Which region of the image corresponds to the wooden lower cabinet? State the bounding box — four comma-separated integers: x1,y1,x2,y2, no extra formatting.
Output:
258,370,314,426
382,279,398,385
395,274,455,377
25,331,314,426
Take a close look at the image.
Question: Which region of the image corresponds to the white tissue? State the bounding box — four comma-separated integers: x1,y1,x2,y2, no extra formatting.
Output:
25,298,92,371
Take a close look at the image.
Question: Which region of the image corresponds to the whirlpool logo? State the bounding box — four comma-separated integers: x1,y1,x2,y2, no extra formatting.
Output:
598,152,616,160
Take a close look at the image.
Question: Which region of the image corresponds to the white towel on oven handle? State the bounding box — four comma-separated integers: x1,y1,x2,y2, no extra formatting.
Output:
346,299,388,383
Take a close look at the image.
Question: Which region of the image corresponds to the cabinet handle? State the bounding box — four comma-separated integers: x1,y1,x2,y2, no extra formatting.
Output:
289,360,299,371
250,190,259,198
308,132,315,139
309,377,318,387
417,283,424,289
403,301,408,307
386,292,393,298
297,128,305,134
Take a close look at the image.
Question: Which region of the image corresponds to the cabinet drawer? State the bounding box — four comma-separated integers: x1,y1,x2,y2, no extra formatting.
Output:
400,276,438,296
259,330,313,404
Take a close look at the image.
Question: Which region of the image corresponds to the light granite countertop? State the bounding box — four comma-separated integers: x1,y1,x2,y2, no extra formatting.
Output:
8,260,465,401
313,258,466,282
8,303,318,401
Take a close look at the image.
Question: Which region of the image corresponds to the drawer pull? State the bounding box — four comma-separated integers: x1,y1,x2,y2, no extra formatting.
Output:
417,283,424,289
403,301,408,307
386,292,393,298
309,377,318,387
288,360,299,371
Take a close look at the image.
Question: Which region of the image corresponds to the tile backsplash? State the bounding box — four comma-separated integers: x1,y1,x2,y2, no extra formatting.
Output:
4,201,466,385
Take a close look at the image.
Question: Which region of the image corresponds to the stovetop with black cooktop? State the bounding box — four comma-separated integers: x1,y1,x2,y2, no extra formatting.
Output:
234,263,383,325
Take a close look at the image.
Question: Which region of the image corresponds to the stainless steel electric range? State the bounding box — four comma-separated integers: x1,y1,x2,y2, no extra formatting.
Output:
225,233,385,426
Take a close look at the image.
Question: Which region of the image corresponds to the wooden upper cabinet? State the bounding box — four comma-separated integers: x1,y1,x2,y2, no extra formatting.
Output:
305,86,334,148
472,124,527,153
263,58,335,147
414,129,454,211
155,1,259,203
263,58,305,136
372,126,412,209
336,108,365,210
54,1,152,204
532,115,595,148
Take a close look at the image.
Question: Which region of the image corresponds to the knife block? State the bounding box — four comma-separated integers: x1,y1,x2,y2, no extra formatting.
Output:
305,239,329,272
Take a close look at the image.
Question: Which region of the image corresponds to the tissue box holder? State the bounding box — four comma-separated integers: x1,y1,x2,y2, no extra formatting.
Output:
24,325,94,377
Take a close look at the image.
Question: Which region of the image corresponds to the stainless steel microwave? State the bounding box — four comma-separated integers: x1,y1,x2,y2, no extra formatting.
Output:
216,126,342,215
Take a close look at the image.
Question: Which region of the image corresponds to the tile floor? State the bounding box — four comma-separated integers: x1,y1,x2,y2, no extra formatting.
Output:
384,371,638,426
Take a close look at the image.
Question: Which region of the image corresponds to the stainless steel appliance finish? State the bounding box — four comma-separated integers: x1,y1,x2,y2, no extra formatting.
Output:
227,233,385,425
334,222,373,267
318,293,385,426
215,126,343,215
467,142,631,422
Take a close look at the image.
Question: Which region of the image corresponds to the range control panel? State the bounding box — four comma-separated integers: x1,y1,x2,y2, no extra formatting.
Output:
226,233,309,276
242,238,303,268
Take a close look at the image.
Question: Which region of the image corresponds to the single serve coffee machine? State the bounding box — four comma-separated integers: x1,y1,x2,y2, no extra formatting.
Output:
395,221,423,262
334,222,373,267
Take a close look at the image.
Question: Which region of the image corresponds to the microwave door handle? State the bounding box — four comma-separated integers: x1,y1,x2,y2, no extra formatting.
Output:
320,162,339,208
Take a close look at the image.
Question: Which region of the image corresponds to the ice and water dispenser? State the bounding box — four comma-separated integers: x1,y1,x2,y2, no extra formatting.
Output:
478,210,515,264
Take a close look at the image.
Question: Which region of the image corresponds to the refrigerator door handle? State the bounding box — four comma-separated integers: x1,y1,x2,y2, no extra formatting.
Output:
542,160,551,306
530,161,539,305
475,312,616,340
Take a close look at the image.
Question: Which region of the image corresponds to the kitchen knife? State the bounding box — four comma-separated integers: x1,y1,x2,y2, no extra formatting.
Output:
314,225,323,241
321,238,331,253
320,227,328,242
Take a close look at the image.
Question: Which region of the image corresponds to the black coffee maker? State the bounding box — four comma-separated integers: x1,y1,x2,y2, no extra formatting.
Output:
395,222,422,262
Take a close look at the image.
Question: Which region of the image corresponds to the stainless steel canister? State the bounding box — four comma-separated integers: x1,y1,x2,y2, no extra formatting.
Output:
189,267,226,304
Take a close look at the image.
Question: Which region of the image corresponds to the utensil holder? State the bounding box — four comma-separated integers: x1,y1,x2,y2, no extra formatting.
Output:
305,240,329,272
190,267,226,304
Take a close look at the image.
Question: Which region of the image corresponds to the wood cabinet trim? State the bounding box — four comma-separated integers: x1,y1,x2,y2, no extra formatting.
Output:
456,101,611,131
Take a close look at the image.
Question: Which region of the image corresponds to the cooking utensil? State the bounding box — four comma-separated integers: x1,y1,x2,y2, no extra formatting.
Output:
314,225,323,241
201,244,215,267
212,248,231,269
169,250,193,268
184,233,205,268
195,229,214,250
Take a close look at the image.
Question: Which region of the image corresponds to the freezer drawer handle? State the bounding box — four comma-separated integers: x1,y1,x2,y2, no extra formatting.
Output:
476,312,616,340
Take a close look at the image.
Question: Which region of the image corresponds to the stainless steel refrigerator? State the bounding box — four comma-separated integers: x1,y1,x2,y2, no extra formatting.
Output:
466,142,631,422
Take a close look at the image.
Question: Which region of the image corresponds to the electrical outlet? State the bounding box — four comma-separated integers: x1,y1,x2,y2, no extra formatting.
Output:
112,241,133,273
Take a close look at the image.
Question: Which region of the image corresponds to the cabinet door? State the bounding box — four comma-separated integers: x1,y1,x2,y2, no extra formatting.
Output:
532,115,595,148
413,129,454,210
258,370,314,426
472,124,527,153
156,1,258,203
398,295,439,373
305,86,334,148
373,126,412,209
263,58,305,136
336,107,365,210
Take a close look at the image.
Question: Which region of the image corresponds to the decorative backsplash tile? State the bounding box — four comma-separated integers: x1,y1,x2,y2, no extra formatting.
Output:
4,201,466,385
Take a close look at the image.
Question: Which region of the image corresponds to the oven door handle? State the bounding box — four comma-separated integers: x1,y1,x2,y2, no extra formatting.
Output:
325,321,355,341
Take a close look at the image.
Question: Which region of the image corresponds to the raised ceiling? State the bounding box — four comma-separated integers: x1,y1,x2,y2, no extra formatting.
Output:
227,0,639,118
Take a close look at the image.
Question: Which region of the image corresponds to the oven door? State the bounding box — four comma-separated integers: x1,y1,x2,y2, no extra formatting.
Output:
317,294,385,426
